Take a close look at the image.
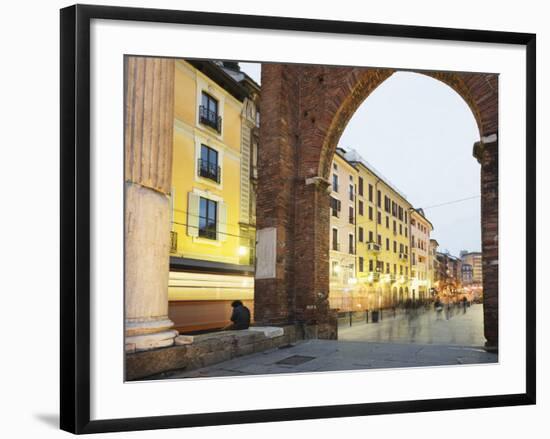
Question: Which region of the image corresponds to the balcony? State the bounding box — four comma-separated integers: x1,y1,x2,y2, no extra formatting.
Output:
368,272,380,282
198,159,221,183
199,105,222,132
367,242,381,252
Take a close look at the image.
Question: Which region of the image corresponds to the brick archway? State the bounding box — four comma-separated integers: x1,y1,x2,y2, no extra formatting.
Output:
255,63,498,350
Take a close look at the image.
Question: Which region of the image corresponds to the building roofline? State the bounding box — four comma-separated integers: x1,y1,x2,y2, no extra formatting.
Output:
410,207,434,229
340,148,410,204
185,59,251,102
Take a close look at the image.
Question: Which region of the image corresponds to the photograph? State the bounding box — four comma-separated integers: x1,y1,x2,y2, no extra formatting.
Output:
124,56,500,381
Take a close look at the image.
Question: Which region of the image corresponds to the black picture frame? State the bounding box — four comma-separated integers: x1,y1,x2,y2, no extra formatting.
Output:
60,4,536,434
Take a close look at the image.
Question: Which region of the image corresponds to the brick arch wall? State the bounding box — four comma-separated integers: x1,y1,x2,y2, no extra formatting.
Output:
256,63,498,349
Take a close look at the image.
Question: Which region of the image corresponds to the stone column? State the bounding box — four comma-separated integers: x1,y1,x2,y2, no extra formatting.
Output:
474,136,499,352
124,56,178,352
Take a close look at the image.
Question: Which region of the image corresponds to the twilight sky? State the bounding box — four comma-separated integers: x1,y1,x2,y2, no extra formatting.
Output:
239,63,481,256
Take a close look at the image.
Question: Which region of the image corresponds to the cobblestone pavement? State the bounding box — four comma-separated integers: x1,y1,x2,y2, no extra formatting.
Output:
338,303,486,346
154,305,496,380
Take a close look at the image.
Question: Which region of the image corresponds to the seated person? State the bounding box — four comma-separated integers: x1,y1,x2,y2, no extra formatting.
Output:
223,300,251,330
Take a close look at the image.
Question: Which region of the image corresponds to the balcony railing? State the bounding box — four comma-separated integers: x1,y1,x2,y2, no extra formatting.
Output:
199,105,222,132
368,272,380,282
366,242,381,252
198,159,221,183
199,226,217,240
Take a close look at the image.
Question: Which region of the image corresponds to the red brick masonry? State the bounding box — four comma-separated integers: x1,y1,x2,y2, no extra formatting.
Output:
255,64,498,350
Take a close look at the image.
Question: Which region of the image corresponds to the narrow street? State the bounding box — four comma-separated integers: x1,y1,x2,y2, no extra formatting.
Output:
149,304,493,380
339,303,486,346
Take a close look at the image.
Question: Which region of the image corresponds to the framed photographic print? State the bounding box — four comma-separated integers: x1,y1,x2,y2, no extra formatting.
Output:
60,4,536,434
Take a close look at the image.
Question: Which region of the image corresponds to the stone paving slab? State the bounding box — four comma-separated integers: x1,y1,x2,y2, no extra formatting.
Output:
152,339,497,380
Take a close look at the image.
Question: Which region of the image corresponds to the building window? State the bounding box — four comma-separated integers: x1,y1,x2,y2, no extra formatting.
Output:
349,234,354,254
369,231,374,243
393,241,397,253
330,197,341,217
358,177,364,196
349,184,354,201
369,259,374,272
199,197,217,240
359,257,364,272
199,144,220,183
386,238,390,250
368,184,373,202
377,211,382,225
405,228,408,238
393,220,397,234
332,228,339,251
358,227,364,242
368,206,373,220
386,263,390,274
377,234,382,246
199,92,221,132
377,190,381,207
384,196,391,213
359,200,364,216
332,174,339,192
399,224,403,235
405,211,408,224
349,207,354,224
333,162,338,171
331,261,338,277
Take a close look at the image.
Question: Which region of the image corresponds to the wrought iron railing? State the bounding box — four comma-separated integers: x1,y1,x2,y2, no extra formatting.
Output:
199,105,222,132
198,159,221,183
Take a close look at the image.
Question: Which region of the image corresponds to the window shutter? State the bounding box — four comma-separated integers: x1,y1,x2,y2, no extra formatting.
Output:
187,192,199,237
217,201,227,241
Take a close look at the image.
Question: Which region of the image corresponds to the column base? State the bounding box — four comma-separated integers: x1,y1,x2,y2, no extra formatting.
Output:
125,317,174,336
125,329,179,353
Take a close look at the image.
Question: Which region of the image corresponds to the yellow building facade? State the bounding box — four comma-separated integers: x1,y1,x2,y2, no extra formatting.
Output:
168,60,259,332
329,148,415,312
